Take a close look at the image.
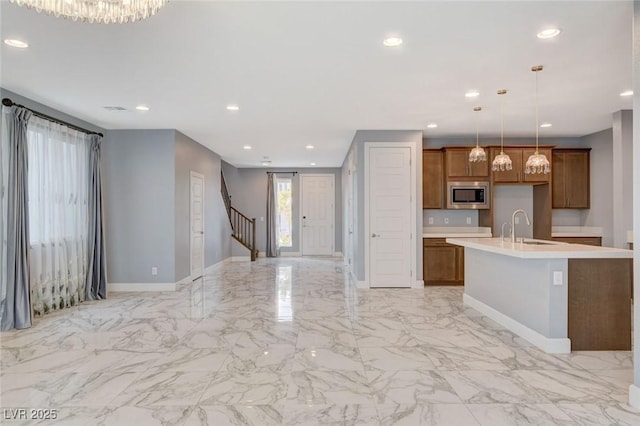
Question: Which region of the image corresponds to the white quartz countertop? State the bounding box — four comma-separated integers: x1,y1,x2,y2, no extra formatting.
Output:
551,226,603,237
447,237,632,259
423,226,492,238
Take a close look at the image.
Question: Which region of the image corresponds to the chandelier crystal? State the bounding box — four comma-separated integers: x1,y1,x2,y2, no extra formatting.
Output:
469,106,487,162
9,0,168,24
492,89,512,172
524,65,550,175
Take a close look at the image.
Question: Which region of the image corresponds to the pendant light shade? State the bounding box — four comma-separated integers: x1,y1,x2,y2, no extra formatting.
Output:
525,65,550,174
469,106,487,162
492,89,513,171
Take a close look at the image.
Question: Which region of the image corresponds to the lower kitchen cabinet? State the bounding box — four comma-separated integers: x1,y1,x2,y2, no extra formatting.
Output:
423,238,464,285
552,237,602,246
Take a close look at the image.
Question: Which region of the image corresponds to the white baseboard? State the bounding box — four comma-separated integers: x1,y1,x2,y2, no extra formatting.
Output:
108,282,177,292
629,384,640,409
205,258,231,274
280,251,302,257
231,256,250,262
413,280,424,289
356,280,369,289
176,276,191,285
463,293,571,354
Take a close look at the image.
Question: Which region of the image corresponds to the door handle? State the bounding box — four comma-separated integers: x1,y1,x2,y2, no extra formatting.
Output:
371,233,380,238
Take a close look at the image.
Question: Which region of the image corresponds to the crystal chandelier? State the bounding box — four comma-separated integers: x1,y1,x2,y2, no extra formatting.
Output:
469,106,487,162
9,0,168,24
524,65,551,174
492,89,512,171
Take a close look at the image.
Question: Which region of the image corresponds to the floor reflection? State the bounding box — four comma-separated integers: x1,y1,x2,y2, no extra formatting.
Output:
276,265,293,322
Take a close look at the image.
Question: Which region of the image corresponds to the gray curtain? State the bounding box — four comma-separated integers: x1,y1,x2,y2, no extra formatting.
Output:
1,106,32,330
266,172,278,257
85,134,106,300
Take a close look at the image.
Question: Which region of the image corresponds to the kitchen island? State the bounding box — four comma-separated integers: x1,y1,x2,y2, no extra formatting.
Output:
447,237,633,353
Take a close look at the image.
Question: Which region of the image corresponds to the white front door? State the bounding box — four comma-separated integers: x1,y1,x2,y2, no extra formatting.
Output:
368,146,412,288
190,172,205,280
301,174,334,256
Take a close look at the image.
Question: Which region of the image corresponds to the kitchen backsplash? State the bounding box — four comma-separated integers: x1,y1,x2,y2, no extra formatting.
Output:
423,210,480,227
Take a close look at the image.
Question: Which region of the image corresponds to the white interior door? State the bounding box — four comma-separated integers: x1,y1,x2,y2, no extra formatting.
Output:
301,174,334,256
368,146,412,287
190,172,205,280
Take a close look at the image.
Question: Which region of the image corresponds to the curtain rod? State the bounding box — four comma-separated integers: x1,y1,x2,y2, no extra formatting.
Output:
2,98,104,137
266,171,298,175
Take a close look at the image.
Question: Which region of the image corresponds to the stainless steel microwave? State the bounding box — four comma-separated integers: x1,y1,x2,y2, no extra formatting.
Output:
446,181,490,209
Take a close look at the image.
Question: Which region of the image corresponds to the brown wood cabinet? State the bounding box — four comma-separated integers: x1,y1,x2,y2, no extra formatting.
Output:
444,148,489,179
551,236,602,246
423,238,464,285
552,149,590,209
490,147,552,184
423,150,443,209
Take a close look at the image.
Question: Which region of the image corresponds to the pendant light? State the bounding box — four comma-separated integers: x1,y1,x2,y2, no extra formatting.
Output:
469,106,487,162
492,89,513,171
525,65,550,174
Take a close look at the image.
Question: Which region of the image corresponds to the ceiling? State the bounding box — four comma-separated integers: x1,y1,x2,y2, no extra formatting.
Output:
0,1,633,168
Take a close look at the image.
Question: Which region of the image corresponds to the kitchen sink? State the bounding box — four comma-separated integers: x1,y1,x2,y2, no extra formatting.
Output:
520,240,557,246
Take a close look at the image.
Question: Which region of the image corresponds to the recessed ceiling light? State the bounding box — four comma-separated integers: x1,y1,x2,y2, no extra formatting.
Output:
305,145,314,150
465,90,480,98
243,145,252,150
226,104,240,111
383,37,403,47
620,90,634,97
261,161,271,166
540,123,552,128
4,39,28,48
309,162,316,166
427,123,438,129
135,105,149,111
537,28,561,39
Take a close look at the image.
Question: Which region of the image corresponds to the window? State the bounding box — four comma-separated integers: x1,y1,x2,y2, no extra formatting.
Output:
276,178,292,247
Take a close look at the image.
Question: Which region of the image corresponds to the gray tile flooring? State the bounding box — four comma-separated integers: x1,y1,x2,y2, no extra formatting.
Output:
1,257,639,425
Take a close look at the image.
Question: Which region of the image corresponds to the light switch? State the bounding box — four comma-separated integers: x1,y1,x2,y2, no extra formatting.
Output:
466,217,471,225
428,217,434,225
444,218,449,224
553,271,563,286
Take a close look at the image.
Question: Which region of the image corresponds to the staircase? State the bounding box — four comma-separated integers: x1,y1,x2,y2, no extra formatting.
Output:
221,171,258,261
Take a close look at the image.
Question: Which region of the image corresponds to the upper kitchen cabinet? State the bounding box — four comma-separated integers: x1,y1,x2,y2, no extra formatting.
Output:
423,149,443,209
552,149,590,209
444,147,489,179
490,147,552,184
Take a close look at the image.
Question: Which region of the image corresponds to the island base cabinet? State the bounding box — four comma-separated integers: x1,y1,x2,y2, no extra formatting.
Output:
568,259,632,351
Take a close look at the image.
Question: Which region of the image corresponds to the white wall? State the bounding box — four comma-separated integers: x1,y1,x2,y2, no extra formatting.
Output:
613,111,634,248
631,0,639,407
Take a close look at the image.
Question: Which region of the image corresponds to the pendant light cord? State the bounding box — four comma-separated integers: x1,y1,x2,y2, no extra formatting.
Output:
535,68,541,155
500,94,504,153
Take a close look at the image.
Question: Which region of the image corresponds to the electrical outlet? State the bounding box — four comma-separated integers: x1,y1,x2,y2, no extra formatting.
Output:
444,218,449,224
428,217,434,225
260,217,264,221
466,217,471,225
514,217,520,224
553,271,563,286
152,267,158,276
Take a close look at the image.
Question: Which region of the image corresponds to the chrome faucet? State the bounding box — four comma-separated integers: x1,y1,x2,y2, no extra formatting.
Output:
500,222,512,243
511,209,531,244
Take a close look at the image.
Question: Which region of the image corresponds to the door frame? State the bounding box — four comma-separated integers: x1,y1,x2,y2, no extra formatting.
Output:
364,142,417,288
190,171,205,281
299,173,335,256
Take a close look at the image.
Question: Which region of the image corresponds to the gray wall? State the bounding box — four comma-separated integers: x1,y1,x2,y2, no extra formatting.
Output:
492,186,534,239
102,129,176,283
221,164,342,256
175,131,232,281
581,129,614,247
343,130,423,282
632,0,639,395
613,111,634,248
0,88,104,134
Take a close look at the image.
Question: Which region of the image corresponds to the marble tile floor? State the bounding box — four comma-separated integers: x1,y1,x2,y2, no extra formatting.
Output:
1,257,639,425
